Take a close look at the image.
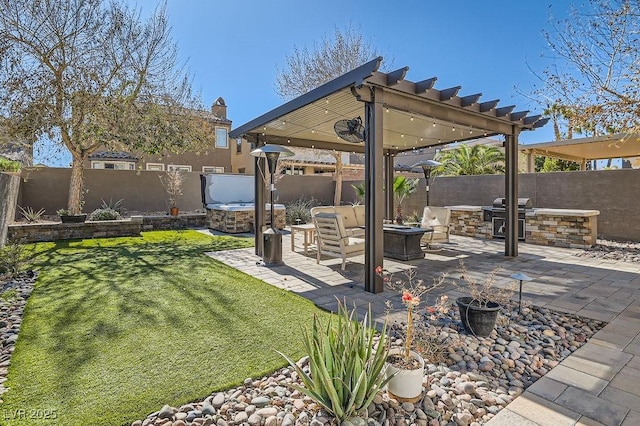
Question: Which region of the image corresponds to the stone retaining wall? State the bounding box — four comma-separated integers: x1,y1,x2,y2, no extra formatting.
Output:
8,217,144,243
8,214,208,243
141,214,206,231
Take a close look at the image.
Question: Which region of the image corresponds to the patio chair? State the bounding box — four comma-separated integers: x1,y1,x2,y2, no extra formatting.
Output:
313,212,365,270
420,206,451,246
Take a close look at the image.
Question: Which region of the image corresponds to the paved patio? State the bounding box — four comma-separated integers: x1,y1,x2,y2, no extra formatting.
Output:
205,231,640,426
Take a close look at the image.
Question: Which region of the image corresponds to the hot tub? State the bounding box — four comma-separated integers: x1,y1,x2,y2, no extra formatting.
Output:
205,203,286,234
200,174,286,234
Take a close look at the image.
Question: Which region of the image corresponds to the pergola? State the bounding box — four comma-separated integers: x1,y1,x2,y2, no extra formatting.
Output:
520,133,640,171
230,57,547,293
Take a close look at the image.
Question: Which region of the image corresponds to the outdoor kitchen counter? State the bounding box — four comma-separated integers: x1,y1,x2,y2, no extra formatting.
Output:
446,206,600,249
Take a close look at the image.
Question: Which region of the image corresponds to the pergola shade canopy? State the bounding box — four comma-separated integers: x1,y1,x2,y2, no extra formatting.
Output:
230,57,547,152
520,133,640,163
232,56,546,294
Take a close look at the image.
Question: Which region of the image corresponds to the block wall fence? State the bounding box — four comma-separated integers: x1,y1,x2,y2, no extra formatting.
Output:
10,167,640,242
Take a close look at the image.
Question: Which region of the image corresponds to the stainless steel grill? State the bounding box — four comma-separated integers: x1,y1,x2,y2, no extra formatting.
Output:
482,198,532,240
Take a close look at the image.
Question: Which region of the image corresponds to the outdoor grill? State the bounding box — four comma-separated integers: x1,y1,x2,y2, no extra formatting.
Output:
482,198,532,240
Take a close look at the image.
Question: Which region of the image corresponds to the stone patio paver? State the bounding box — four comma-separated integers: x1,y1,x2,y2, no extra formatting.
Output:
202,231,640,426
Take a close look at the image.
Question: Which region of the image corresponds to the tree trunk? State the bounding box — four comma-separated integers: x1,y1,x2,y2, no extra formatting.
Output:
68,156,86,214
333,152,343,206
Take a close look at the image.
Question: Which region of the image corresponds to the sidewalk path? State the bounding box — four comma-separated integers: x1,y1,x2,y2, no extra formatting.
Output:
205,231,640,426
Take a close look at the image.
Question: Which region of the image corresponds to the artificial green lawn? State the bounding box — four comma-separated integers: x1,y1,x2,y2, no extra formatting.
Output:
2,231,327,426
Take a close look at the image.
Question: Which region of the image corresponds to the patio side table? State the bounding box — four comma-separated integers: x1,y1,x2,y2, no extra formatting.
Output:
290,223,316,256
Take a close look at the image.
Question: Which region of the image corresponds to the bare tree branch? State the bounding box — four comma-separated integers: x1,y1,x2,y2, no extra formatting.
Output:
0,0,210,213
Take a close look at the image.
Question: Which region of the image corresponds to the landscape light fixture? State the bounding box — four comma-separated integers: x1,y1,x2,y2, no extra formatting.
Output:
250,144,294,265
510,272,533,313
411,159,441,206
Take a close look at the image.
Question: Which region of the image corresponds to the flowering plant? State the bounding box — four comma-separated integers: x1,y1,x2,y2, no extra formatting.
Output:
376,266,447,363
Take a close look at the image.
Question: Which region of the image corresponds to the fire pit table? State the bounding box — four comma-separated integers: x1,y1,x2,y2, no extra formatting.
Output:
383,225,429,261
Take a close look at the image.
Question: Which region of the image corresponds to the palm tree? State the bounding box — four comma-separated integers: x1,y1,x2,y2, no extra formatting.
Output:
393,175,419,223
435,144,505,176
351,182,366,203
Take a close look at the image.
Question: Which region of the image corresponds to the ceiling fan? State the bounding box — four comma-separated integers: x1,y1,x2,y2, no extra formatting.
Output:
334,116,365,143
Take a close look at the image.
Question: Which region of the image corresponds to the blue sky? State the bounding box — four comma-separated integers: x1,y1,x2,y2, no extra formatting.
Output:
37,0,575,165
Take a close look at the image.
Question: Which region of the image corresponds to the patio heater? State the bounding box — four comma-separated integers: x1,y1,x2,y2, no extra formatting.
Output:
250,144,294,265
411,159,441,206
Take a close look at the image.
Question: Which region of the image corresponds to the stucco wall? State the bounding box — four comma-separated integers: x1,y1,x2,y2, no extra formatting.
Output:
13,167,640,242
0,172,20,246
19,168,205,215
426,169,640,242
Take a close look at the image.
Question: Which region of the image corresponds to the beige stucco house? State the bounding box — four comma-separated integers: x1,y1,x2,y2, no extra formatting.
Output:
83,98,255,175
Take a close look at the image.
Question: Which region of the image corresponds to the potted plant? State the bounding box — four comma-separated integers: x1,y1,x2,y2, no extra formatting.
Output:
56,208,87,223
278,300,393,424
454,260,515,337
160,169,185,216
392,176,419,225
376,266,446,402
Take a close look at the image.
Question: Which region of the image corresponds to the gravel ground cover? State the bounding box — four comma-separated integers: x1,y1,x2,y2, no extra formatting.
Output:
130,301,604,426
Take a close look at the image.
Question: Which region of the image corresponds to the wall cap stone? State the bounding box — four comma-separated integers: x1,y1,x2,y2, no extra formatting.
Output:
529,208,600,217
446,205,482,212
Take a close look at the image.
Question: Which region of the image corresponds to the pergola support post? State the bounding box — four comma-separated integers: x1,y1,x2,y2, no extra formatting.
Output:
364,88,384,294
385,153,394,220
505,129,519,257
254,139,265,256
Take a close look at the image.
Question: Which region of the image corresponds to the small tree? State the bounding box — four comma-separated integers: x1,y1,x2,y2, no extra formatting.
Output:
160,169,185,208
531,0,640,136
392,175,419,223
0,0,211,214
275,23,387,206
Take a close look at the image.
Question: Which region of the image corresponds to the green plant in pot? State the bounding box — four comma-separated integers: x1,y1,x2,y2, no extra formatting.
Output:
56,208,87,223
455,260,515,337
277,300,393,424
376,266,447,402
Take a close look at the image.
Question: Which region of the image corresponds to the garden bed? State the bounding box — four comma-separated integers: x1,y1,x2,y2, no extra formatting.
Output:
7,213,206,243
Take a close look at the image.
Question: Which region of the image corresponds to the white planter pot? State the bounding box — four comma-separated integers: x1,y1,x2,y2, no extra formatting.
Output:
385,348,425,401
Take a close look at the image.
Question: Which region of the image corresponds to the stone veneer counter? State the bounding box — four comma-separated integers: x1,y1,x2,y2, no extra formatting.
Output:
447,206,599,249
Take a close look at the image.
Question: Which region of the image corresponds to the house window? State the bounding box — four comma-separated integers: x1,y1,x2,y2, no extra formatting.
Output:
146,163,165,171
236,137,242,154
215,127,228,148
283,167,305,175
202,166,224,173
91,161,135,170
167,164,192,172
238,168,246,174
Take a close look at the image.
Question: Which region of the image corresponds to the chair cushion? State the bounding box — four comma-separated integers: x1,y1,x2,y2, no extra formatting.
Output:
334,206,358,229
353,205,365,226
422,217,442,228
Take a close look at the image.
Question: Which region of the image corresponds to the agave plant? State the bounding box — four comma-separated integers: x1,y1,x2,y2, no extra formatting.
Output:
278,300,393,422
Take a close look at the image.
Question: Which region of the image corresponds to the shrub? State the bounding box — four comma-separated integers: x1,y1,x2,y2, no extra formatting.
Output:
285,197,317,225
100,198,126,215
0,240,32,279
0,157,21,172
278,300,393,422
88,208,122,221
18,206,46,222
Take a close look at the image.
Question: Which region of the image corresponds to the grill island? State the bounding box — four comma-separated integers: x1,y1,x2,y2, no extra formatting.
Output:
482,198,533,241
